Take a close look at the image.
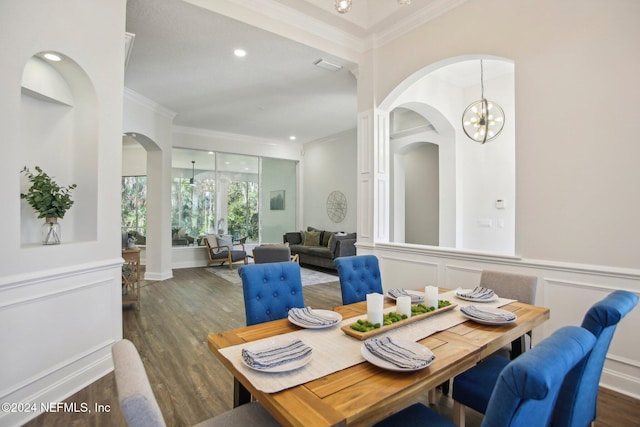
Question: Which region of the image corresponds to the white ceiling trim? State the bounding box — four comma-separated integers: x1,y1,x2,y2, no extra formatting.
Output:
372,0,470,49
230,0,366,52
173,125,291,146
124,88,177,120
184,0,364,60
184,0,469,57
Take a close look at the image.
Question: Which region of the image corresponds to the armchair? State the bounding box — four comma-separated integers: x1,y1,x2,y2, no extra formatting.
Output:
204,235,248,270
252,244,299,264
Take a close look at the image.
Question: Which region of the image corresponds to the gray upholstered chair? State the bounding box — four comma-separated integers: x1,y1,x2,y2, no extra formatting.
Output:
112,339,279,427
252,245,298,264
479,270,538,358
437,269,538,398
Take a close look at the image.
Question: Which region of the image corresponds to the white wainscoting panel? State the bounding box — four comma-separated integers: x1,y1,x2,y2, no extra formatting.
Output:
0,262,122,426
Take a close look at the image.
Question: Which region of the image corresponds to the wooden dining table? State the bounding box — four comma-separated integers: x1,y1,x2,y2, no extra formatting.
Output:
207,295,549,427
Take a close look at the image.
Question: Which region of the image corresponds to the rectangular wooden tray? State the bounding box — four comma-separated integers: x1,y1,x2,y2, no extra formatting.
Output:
341,303,457,340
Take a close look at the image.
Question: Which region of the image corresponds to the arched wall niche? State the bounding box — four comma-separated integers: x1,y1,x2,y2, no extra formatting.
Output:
19,51,98,246
379,54,516,255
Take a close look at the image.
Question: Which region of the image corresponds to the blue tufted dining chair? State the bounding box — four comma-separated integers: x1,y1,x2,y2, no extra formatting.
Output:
452,290,638,427
551,290,638,427
334,255,383,305
373,326,596,427
239,261,305,326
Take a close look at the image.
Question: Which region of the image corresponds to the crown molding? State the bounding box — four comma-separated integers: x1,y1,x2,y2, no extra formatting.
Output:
238,0,366,53
185,0,364,60
172,125,292,146
124,88,177,120
185,0,470,58
373,0,470,49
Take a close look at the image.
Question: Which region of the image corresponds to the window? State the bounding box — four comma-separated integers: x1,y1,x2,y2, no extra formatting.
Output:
171,148,296,245
121,176,147,237
227,180,258,240
171,173,216,243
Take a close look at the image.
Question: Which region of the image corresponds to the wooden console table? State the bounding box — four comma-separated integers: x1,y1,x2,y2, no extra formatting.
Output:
122,247,141,310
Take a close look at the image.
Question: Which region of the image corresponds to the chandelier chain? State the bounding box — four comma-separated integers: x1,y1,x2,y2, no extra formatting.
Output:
480,59,484,100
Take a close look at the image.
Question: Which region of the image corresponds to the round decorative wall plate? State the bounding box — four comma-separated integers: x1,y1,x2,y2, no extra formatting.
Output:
326,190,347,223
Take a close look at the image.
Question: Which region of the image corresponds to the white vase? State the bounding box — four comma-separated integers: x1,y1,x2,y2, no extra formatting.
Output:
42,217,61,245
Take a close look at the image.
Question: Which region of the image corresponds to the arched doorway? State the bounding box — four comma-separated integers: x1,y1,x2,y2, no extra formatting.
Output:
379,55,516,255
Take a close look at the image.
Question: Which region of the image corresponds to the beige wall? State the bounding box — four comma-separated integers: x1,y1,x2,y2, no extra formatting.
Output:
363,0,640,269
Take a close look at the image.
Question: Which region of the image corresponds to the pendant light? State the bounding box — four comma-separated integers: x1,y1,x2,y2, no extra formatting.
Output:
335,0,352,13
461,60,505,144
189,160,196,186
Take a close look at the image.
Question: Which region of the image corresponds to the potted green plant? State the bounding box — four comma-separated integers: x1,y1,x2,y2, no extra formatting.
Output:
20,166,77,245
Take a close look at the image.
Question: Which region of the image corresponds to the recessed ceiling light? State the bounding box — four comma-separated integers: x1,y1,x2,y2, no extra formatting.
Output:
43,53,62,62
289,136,297,141
234,49,247,57
208,151,214,155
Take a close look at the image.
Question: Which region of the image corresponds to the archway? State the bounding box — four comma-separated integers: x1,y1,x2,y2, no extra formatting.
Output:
122,132,164,279
379,55,515,255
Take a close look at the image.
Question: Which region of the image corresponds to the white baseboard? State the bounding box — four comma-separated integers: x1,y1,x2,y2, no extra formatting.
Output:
0,345,113,427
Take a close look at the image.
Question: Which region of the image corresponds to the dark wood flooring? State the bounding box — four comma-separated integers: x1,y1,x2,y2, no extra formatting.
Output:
24,266,640,427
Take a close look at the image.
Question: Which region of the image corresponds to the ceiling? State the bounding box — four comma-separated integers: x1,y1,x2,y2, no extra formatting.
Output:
124,0,471,145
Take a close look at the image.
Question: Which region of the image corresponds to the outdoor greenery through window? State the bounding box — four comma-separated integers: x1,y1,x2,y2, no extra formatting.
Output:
121,147,296,247
170,150,261,245
227,181,259,241
121,176,147,237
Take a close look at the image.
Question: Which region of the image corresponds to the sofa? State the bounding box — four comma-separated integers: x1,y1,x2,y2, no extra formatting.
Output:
283,227,356,270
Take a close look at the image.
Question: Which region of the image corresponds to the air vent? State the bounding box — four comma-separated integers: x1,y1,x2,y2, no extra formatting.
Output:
314,59,342,72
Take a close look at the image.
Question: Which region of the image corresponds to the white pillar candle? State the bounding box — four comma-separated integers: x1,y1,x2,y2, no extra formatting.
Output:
366,292,384,325
424,286,438,309
396,295,412,317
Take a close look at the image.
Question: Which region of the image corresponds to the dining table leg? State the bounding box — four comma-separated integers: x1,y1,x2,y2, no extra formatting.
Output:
233,378,251,407
511,335,526,358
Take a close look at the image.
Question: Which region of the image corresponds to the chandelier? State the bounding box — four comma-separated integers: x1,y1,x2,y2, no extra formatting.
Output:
335,0,411,14
461,60,505,144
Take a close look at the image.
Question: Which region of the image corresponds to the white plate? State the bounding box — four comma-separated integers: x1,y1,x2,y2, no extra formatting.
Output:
288,309,342,329
361,339,435,372
241,338,312,373
460,306,517,325
386,290,425,303
455,288,499,303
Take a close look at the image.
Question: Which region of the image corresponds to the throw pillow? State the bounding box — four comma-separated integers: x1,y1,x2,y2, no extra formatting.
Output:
303,230,321,246
216,235,234,253
321,230,332,247
327,233,334,249
202,234,218,247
